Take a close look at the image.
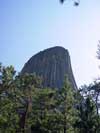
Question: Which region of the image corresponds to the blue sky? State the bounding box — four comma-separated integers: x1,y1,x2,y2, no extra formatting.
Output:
0,0,100,87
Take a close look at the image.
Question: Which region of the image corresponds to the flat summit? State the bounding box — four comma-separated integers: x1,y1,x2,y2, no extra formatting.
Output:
21,46,77,90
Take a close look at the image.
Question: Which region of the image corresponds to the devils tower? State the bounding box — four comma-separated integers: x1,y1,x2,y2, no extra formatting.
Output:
21,46,77,90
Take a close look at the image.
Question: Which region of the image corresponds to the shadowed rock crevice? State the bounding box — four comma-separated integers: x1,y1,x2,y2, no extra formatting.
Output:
21,46,77,90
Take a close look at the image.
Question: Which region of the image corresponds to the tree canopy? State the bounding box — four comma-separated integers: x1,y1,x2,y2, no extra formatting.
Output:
0,64,100,133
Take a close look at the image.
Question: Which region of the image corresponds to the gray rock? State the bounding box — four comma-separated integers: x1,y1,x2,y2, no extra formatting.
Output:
21,46,77,90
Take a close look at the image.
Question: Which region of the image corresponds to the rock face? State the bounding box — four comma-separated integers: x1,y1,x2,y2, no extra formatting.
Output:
21,46,77,90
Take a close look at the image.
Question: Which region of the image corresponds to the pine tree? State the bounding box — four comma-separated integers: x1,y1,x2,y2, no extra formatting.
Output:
75,96,100,133
59,77,78,133
0,64,19,132
31,87,61,133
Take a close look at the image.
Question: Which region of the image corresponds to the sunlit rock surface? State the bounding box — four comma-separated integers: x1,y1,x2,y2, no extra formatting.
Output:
21,46,77,90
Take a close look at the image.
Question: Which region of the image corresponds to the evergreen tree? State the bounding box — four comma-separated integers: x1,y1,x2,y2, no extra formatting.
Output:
31,88,62,133
75,96,100,133
0,64,19,132
59,77,78,133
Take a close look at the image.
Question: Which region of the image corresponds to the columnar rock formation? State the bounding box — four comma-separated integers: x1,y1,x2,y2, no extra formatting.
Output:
21,46,77,90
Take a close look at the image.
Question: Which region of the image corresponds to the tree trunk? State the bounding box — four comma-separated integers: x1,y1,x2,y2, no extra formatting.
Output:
24,95,32,133
95,93,99,115
64,126,66,133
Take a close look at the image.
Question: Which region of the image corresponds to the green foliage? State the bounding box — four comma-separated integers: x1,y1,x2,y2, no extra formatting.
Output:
75,83,100,133
31,88,60,133
0,64,100,133
0,65,19,132
58,77,78,133
75,97,100,133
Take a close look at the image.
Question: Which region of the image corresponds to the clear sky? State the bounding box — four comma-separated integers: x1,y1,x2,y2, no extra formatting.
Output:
0,0,100,87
